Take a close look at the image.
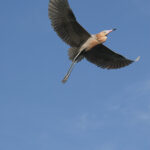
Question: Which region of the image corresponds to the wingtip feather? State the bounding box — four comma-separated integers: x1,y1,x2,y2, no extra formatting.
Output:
135,56,140,62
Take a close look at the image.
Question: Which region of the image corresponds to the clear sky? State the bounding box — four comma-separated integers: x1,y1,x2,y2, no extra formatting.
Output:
0,0,150,150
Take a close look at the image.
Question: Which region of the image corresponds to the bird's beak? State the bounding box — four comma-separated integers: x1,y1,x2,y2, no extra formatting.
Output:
106,28,117,35
112,28,117,31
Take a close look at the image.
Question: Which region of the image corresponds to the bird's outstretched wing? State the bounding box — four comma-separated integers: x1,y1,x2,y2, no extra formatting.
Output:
48,0,91,47
85,44,136,69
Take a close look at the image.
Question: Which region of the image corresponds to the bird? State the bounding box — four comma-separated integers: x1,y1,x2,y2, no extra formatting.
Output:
48,0,140,83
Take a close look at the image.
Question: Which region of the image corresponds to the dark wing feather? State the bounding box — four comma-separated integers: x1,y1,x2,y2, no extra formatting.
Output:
48,0,91,47
85,44,134,69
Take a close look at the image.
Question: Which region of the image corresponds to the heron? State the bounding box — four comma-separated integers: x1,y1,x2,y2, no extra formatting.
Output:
48,0,140,83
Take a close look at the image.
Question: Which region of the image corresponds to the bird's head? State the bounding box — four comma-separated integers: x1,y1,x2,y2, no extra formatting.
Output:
96,28,116,43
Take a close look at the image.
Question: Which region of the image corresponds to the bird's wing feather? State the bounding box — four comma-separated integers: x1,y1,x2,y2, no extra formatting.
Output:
48,0,91,47
85,44,134,69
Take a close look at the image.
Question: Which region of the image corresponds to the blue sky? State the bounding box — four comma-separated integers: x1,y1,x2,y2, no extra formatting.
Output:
0,0,150,150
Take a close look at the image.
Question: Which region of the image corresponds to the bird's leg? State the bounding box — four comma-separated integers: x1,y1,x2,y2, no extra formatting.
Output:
62,60,77,83
62,50,84,83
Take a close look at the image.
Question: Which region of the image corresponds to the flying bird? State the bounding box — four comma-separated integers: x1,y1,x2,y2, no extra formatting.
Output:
48,0,140,83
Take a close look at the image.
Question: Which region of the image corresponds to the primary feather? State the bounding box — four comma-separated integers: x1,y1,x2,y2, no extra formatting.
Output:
48,0,91,47
85,44,134,69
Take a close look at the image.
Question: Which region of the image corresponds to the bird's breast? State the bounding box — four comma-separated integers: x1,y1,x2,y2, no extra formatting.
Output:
79,36,99,52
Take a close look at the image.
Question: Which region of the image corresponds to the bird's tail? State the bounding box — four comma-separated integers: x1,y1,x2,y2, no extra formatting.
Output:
68,47,83,62
62,50,84,83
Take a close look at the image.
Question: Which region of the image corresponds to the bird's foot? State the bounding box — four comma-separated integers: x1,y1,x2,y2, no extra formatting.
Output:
62,75,69,83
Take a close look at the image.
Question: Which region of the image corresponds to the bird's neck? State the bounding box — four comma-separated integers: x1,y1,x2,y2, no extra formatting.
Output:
95,34,107,43
79,34,107,52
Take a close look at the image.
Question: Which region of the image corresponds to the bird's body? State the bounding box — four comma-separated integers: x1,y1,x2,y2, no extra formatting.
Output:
48,0,139,83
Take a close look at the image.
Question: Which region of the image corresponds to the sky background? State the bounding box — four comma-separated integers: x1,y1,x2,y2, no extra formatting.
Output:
0,0,150,150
